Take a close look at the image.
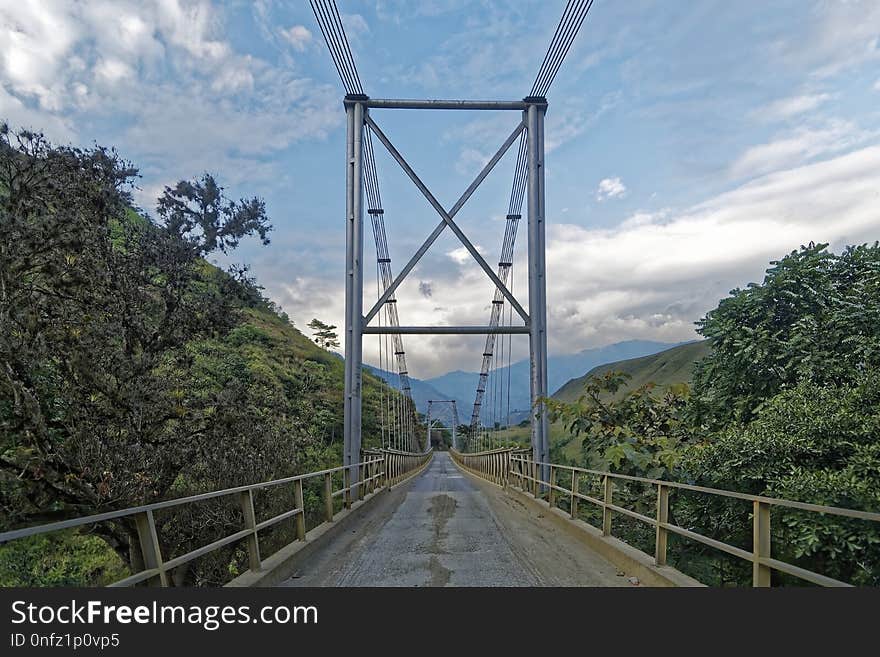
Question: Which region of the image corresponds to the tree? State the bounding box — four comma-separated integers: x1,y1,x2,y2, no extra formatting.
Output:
544,371,691,480
308,318,340,350
691,242,880,427
683,242,880,584
536,242,880,585
157,173,271,256
0,126,275,577
682,374,880,585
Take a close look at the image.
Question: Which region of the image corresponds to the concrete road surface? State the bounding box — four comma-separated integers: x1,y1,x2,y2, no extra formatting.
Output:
280,452,629,587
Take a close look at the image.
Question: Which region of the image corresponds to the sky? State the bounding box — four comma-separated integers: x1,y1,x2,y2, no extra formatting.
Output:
2,0,880,378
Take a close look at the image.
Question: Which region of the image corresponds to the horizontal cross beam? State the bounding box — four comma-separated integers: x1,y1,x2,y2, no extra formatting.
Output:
365,99,530,110
363,326,530,335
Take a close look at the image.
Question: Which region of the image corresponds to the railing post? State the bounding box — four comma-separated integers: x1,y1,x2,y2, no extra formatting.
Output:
134,510,168,587
239,489,261,572
385,455,392,490
753,500,771,587
343,468,352,509
655,484,669,566
323,472,334,522
570,471,579,519
602,476,613,537
294,479,306,541
548,466,556,508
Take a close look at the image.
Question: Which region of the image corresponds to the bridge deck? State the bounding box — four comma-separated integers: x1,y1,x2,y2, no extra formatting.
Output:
280,452,630,587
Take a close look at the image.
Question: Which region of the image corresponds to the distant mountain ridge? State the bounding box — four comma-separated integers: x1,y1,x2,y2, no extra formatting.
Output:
418,340,684,422
363,365,470,417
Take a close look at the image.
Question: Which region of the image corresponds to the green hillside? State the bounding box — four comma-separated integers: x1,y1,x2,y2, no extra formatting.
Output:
553,340,711,403
0,129,409,586
487,341,712,460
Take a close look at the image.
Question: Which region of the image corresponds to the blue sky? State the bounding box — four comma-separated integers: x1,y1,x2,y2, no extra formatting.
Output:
2,0,880,377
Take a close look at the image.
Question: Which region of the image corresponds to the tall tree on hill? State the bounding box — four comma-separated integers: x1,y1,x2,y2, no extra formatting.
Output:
308,318,340,350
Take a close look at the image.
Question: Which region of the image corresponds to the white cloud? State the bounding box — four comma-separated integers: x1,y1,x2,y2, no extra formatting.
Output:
0,1,235,111
757,93,831,121
0,84,74,141
0,0,338,205
874,78,880,91
774,0,880,78
596,177,627,201
280,25,313,52
454,147,492,176
94,58,134,84
538,145,880,364
273,145,880,377
729,119,873,179
341,13,369,35
0,1,81,110
446,245,485,265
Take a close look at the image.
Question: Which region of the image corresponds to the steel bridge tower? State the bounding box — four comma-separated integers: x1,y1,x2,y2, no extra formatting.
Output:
426,400,460,450
343,95,549,493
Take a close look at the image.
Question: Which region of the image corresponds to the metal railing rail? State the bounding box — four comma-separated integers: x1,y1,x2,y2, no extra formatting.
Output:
0,449,433,587
507,455,880,587
363,447,434,486
450,447,529,487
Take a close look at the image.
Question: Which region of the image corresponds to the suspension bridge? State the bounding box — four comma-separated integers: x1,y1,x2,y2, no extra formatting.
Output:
2,1,878,588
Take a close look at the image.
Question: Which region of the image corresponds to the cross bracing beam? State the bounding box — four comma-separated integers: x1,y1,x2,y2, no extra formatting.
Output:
426,399,460,450
362,115,529,325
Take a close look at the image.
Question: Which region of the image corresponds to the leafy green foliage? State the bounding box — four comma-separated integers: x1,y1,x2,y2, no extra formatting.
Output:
552,242,880,585
684,374,880,584
545,372,690,480
0,126,396,586
0,531,128,587
692,242,880,427
157,174,271,256
307,318,340,350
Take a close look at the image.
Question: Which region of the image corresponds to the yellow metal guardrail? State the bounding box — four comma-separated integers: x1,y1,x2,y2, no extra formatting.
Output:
450,448,880,587
507,455,880,587
0,449,432,587
365,447,434,486
449,447,528,486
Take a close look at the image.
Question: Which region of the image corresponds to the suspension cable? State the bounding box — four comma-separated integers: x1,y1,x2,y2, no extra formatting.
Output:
530,0,595,97
312,0,597,453
310,0,361,94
